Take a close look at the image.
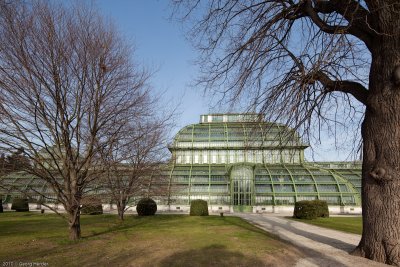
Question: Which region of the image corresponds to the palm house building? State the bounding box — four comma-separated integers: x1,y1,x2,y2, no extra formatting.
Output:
0,113,362,214
162,113,362,213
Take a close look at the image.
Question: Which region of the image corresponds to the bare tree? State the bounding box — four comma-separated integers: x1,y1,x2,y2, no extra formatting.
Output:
100,109,172,220
0,1,151,240
172,0,400,265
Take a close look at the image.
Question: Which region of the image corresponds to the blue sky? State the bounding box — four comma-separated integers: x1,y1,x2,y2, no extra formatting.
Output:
95,1,356,161
97,0,208,129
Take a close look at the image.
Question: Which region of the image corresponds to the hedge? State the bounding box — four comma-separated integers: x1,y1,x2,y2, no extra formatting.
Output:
293,200,329,219
81,197,103,215
190,199,209,216
11,198,29,212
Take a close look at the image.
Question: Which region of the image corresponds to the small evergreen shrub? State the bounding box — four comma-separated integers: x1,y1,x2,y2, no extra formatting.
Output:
293,200,329,219
81,198,103,215
136,198,157,216
11,198,29,212
190,199,209,216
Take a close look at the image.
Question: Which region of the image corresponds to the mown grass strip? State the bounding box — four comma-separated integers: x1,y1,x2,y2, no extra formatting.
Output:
289,216,362,235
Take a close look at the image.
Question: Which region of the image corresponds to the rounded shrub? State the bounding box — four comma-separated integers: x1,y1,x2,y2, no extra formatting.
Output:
190,199,209,216
136,198,157,216
11,198,29,212
81,198,103,215
293,200,329,219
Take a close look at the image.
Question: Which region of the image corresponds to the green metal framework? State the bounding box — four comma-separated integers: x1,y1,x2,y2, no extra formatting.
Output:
167,114,361,207
0,114,362,207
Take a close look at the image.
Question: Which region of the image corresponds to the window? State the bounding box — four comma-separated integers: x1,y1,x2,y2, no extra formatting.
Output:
246,150,254,163
318,184,339,192
203,153,208,164
296,184,316,192
211,150,217,164
229,150,235,163
255,185,272,193
219,150,226,163
255,150,263,163
237,150,244,162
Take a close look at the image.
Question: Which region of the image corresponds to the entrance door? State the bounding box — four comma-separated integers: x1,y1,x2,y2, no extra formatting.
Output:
231,166,253,212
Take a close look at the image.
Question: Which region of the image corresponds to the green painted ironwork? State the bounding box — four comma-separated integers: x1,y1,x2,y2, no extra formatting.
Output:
0,114,362,207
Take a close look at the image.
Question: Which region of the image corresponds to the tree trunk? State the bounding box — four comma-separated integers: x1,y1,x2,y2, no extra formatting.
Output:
353,13,400,264
68,210,81,241
117,201,126,221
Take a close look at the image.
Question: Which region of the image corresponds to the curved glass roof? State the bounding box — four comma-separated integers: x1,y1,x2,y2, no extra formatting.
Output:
171,114,308,150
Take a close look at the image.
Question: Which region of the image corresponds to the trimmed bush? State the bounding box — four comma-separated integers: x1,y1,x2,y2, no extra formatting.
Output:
81,198,103,215
314,200,329,218
11,198,29,212
293,200,329,219
136,198,157,216
190,199,209,216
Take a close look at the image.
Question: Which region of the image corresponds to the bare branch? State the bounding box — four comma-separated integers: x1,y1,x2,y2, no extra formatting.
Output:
307,71,369,105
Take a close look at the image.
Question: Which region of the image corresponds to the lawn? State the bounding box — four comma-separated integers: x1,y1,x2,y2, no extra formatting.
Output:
290,216,362,235
0,212,304,266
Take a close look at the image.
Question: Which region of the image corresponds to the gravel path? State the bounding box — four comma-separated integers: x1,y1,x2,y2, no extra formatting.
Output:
237,213,388,267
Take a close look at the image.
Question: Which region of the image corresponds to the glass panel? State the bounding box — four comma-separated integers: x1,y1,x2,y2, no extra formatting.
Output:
255,185,272,193
255,175,271,182
293,175,313,182
274,184,294,192
255,196,273,205
271,176,291,182
191,185,209,193
339,184,351,192
341,196,356,205
297,195,317,201
319,196,340,204
314,175,336,182
209,185,229,193
296,184,316,192
275,196,295,205
211,175,226,182
191,176,209,183
318,184,339,192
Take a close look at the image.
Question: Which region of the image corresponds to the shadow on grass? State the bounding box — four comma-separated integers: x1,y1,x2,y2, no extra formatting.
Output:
81,216,151,239
81,214,186,240
221,216,280,240
158,244,265,267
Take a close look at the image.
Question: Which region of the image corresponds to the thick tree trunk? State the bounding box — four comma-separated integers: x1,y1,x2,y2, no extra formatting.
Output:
68,209,81,241
353,9,400,264
356,109,400,265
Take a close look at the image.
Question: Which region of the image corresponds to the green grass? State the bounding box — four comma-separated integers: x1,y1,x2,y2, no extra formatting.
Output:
290,216,362,235
0,212,303,266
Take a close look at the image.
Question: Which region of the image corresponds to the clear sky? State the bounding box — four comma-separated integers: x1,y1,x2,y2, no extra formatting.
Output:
97,0,208,128
95,0,356,162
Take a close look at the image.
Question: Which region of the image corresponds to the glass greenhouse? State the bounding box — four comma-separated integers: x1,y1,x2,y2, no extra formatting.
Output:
0,113,362,213
165,114,361,212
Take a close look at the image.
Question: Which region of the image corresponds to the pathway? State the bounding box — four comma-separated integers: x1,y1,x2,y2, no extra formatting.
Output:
237,213,388,267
